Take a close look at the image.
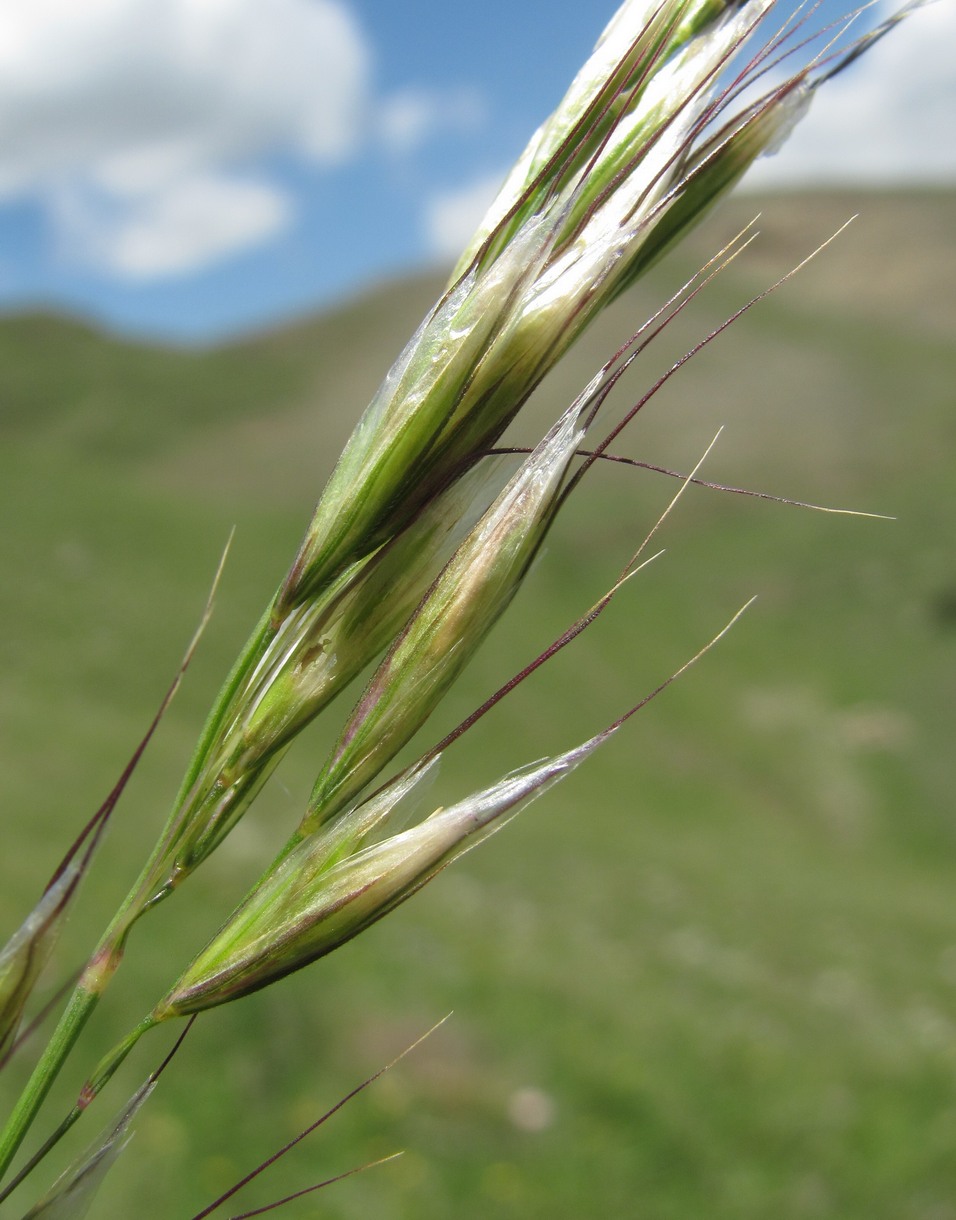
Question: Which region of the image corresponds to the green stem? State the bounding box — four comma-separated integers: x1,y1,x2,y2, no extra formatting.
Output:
0,1014,155,1206
0,851,166,1184
0,609,281,1185
0,976,101,1186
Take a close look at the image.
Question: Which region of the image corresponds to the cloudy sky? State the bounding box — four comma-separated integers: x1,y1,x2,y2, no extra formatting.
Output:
0,0,950,341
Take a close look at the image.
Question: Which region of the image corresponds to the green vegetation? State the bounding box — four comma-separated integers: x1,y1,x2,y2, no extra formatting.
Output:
1,187,953,1218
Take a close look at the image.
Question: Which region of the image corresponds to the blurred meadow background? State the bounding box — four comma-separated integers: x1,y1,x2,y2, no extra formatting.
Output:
1,3,955,1218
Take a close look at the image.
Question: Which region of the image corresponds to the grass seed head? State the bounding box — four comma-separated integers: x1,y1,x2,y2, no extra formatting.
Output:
156,735,607,1018
158,463,500,883
276,0,814,612
300,396,590,832
149,0,878,897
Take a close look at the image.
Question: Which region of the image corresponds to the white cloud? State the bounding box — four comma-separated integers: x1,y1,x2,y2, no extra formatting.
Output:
53,172,292,278
424,171,505,262
0,0,370,277
378,86,485,155
746,3,956,187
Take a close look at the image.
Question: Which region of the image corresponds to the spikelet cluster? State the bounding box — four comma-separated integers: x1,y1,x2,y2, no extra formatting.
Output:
0,1,917,1202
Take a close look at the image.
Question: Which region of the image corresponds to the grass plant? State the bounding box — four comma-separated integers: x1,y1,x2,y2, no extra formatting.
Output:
0,1,939,1215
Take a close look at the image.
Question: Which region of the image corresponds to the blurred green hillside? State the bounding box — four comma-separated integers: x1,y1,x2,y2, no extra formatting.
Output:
0,190,954,1219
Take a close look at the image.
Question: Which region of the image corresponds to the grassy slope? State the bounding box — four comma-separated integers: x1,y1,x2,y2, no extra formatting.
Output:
0,190,954,1219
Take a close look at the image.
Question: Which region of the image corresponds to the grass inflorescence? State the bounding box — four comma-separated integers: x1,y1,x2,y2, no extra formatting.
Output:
0,1,936,1214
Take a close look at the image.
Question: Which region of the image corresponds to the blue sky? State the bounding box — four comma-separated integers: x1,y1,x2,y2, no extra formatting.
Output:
0,0,951,343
